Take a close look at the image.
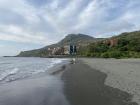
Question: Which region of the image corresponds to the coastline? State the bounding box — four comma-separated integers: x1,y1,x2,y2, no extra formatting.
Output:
0,59,70,105
81,58,140,105
62,59,137,105
0,58,139,105
0,57,69,84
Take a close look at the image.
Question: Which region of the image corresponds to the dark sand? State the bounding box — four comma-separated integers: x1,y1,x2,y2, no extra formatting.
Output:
62,61,138,105
0,60,138,105
0,65,69,105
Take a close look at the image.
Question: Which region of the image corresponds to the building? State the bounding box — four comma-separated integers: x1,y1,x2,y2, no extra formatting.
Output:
47,45,77,55
104,38,118,47
64,46,70,55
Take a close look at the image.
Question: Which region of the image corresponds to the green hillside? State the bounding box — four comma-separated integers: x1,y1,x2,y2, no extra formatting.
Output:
17,34,101,57
81,31,140,58
17,31,140,58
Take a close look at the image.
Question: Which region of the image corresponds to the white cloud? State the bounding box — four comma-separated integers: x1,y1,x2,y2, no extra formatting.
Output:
0,25,49,45
1,0,139,40
0,0,140,55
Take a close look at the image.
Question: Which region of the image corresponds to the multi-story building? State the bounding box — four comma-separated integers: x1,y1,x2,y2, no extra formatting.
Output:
48,45,77,55
64,46,70,55
103,38,118,47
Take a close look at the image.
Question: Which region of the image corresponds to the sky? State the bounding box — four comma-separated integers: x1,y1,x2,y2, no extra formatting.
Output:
0,0,140,56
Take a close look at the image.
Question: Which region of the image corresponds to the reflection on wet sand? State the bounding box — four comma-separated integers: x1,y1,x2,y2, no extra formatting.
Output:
0,75,70,105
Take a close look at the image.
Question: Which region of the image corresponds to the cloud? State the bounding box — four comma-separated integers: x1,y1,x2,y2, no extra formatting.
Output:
0,25,49,45
27,0,50,7
0,0,140,55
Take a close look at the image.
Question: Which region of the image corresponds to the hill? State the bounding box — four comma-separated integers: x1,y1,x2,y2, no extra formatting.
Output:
82,31,140,58
17,31,140,58
17,34,101,57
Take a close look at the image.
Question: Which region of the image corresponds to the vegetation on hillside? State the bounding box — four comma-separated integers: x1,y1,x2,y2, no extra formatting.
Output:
17,34,100,57
17,31,140,58
80,31,140,58
18,49,49,57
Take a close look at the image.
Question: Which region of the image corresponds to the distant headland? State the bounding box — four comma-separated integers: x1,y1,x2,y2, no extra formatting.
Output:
17,31,140,58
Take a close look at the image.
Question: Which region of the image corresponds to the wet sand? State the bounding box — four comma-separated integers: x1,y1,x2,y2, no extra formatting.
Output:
82,58,140,104
0,64,70,105
0,59,138,105
62,60,137,105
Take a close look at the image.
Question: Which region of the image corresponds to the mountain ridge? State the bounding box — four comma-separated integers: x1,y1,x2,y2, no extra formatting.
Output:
81,30,140,58
17,33,101,57
17,31,140,58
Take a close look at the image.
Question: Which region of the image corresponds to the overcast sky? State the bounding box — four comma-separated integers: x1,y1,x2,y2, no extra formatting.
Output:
0,0,140,56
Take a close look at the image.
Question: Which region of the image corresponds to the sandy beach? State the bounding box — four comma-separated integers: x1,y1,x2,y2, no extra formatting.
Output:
82,58,140,105
62,59,137,105
0,58,139,105
0,62,70,105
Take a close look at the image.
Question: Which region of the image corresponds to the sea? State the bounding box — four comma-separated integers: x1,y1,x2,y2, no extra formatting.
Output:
0,57,67,83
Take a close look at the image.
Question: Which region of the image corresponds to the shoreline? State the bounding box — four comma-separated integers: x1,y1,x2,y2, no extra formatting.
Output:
0,60,70,105
82,58,140,105
0,57,69,84
62,60,137,105
0,58,139,105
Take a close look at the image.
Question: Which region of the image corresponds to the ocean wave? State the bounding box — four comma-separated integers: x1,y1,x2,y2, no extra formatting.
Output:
29,59,65,74
0,58,68,83
0,68,19,81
